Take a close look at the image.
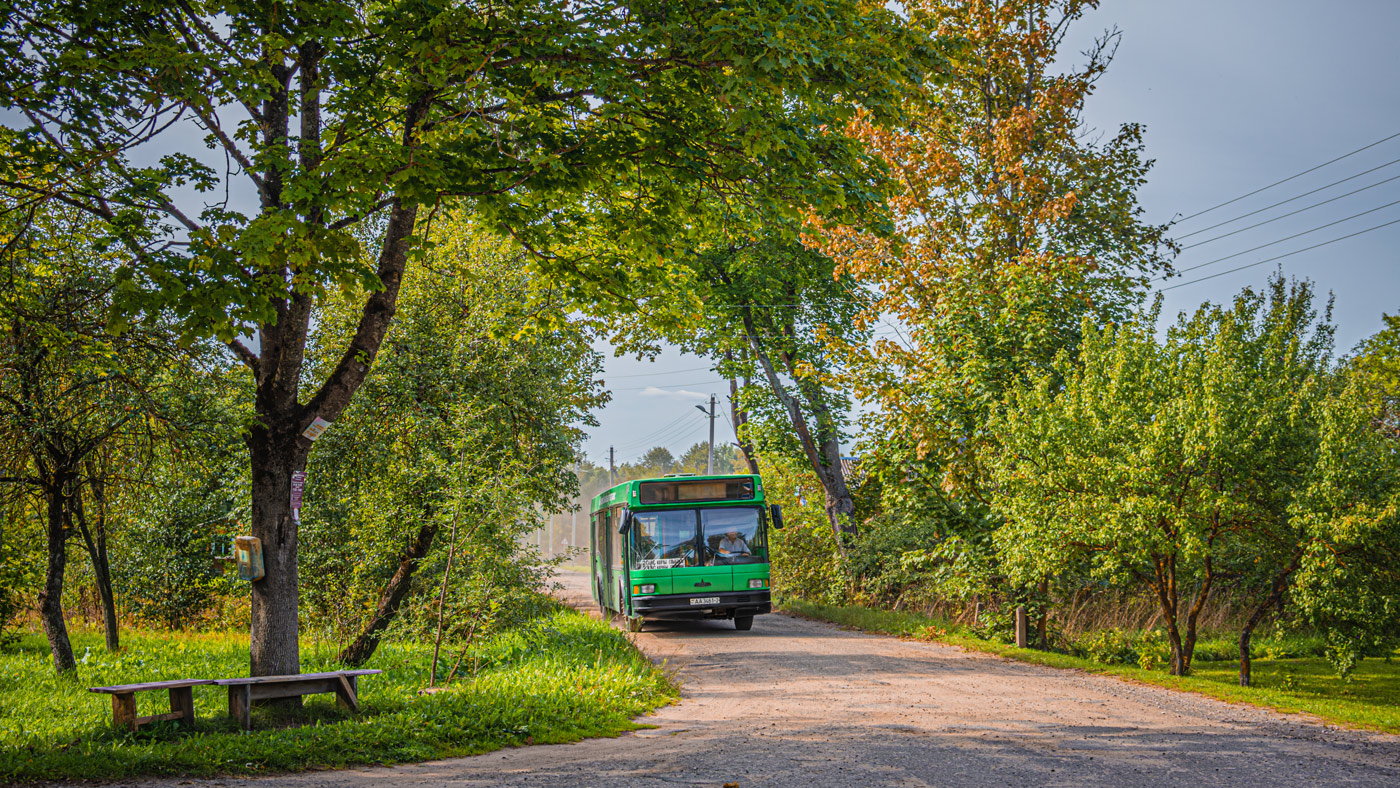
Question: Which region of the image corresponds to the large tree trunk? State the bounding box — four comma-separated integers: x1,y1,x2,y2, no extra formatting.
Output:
238,198,419,678
724,351,761,475
738,308,856,547
39,476,76,674
246,422,308,678
784,349,856,543
339,521,439,667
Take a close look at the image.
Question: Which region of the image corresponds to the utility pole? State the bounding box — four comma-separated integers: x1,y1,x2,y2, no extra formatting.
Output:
571,460,578,565
609,445,615,487
694,394,716,474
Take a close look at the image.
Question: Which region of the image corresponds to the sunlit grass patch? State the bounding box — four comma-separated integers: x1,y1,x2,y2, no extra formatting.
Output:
0,605,675,783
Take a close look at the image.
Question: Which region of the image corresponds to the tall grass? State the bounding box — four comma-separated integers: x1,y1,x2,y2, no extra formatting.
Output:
0,605,675,782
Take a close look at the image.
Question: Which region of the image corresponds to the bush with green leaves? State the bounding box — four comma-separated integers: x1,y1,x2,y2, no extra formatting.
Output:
991,276,1400,683
299,217,605,662
1071,628,1166,668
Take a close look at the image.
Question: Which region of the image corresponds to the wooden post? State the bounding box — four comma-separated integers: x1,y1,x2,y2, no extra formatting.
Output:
334,675,359,711
228,684,252,730
168,686,195,729
111,692,137,731
1015,605,1028,648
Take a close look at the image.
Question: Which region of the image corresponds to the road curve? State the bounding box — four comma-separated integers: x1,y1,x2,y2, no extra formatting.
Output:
144,571,1399,788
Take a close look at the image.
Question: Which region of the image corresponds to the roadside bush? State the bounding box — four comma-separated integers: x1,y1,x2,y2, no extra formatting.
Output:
846,514,946,607
768,512,844,605
1071,628,1167,667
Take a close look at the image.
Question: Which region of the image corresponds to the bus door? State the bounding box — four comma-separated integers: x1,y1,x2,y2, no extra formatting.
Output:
592,509,608,608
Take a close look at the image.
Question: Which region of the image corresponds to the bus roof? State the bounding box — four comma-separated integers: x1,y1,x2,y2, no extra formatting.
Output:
589,474,764,513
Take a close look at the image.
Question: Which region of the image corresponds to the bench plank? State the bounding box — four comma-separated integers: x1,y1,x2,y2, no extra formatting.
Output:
89,678,213,694
212,669,381,686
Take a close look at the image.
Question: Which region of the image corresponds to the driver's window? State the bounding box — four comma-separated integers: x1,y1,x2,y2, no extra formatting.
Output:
701,508,766,565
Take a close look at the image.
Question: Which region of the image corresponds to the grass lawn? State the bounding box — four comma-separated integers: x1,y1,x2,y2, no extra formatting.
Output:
0,604,675,783
781,598,1400,735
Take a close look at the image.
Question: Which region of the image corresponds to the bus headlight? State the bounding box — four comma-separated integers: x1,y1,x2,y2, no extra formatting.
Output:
749,578,766,589
633,584,656,595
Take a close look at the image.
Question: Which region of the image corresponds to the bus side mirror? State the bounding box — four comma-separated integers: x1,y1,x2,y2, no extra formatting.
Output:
618,511,634,534
770,504,784,530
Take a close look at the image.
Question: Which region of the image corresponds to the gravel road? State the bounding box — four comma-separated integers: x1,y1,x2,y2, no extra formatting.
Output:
133,571,1400,788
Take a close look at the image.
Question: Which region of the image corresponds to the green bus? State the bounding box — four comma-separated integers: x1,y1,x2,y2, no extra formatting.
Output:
589,473,783,631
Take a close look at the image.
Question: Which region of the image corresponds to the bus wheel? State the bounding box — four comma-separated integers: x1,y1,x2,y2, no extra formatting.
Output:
734,615,754,631
626,616,645,633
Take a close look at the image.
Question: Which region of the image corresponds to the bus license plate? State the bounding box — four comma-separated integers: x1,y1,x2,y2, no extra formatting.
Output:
690,597,720,605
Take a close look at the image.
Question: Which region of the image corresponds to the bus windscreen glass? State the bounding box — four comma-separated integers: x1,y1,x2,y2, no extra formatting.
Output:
638,478,754,504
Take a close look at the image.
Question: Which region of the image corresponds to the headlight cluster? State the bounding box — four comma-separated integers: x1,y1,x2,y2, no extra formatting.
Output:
632,584,657,595
748,578,767,589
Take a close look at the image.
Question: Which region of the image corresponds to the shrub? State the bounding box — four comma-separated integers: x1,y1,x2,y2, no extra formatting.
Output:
1071,628,1166,666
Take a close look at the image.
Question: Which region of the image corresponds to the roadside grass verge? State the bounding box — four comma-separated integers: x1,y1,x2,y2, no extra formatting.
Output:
0,603,675,783
780,598,1400,735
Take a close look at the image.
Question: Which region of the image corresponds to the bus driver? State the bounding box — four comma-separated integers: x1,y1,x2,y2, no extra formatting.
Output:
717,529,751,558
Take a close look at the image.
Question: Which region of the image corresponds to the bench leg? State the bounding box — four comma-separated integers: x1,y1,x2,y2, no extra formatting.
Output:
228,685,252,730
168,686,196,729
334,675,359,712
112,692,137,731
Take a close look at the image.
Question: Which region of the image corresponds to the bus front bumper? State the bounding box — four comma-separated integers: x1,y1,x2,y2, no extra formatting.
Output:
631,590,772,620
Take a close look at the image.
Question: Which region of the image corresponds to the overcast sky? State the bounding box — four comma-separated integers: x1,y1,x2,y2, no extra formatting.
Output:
583,0,1400,467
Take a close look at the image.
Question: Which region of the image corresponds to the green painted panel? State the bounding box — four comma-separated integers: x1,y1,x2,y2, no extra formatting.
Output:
732,563,771,592
627,568,674,596
670,564,733,594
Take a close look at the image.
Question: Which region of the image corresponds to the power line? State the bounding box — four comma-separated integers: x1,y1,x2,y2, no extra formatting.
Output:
611,411,695,451
1181,171,1400,250
1170,196,1400,276
603,364,714,379
624,422,708,462
622,419,707,455
1175,130,1400,223
1176,157,1400,241
1161,215,1400,292
612,378,725,392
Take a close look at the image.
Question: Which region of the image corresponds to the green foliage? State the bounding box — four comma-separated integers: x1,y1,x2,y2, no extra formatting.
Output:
763,462,846,604
0,607,674,782
300,216,603,646
0,0,939,341
819,0,1172,513
112,475,241,631
989,277,1353,675
634,446,677,476
1070,628,1166,667
1288,375,1400,677
674,442,743,475
0,544,27,647
1349,312,1400,438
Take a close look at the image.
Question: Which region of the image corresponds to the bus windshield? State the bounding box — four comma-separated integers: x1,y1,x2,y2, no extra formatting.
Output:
631,509,699,569
701,507,767,565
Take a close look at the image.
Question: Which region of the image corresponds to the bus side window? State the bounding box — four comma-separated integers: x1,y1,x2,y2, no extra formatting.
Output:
608,506,624,572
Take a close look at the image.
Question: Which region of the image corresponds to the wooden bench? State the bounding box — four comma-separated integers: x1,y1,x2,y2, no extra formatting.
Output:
214,669,382,730
88,679,213,731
